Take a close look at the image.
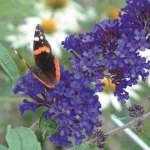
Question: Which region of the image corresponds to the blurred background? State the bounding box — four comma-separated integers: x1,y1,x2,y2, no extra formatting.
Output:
0,0,149,149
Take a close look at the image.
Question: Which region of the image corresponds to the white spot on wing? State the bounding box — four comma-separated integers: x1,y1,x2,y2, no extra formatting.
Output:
34,37,39,41
40,36,43,40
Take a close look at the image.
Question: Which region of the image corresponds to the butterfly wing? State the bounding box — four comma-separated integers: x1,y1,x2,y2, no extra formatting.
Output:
32,24,60,88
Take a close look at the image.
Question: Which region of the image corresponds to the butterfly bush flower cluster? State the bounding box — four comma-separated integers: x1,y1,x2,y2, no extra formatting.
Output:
14,67,101,146
13,0,150,148
62,0,150,104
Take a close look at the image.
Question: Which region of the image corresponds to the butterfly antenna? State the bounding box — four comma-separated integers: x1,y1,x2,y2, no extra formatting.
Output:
11,47,31,70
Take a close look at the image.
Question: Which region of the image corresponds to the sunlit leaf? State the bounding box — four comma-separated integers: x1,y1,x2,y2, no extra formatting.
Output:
6,125,41,150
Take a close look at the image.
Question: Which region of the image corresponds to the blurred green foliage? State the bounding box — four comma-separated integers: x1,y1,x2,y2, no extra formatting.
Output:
0,0,36,44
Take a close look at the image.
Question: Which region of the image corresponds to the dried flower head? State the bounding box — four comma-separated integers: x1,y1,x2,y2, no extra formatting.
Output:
128,104,145,118
128,104,145,132
90,129,108,149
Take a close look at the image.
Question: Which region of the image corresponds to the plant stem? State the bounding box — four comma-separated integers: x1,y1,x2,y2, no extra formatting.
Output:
66,111,150,150
106,111,150,136
30,119,39,132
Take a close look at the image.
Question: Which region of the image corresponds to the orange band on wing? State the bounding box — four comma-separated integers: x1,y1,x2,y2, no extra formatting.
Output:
34,46,51,55
54,57,60,83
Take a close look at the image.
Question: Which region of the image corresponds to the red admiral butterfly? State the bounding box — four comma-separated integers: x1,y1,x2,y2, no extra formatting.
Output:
13,24,60,89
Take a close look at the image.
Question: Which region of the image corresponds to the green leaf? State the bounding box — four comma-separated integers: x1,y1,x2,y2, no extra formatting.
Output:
0,44,20,83
6,125,41,150
99,54,103,60
39,112,58,138
86,144,100,150
0,145,8,150
75,144,100,150
12,0,22,4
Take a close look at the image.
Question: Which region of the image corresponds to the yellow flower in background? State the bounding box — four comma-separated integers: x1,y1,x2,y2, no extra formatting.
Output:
101,77,116,93
45,0,68,9
96,77,143,111
96,78,122,111
41,19,57,33
108,7,120,19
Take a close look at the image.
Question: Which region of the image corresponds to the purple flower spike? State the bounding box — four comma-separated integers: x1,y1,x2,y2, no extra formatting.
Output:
13,66,101,146
134,29,146,41
62,0,150,104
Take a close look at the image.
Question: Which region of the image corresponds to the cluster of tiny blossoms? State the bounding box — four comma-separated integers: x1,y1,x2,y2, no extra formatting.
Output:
62,0,150,104
128,104,145,118
13,0,150,148
128,104,145,132
14,67,101,146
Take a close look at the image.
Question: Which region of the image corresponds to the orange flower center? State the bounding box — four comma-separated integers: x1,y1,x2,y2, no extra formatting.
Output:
101,77,116,93
108,7,120,19
45,0,68,9
41,19,57,34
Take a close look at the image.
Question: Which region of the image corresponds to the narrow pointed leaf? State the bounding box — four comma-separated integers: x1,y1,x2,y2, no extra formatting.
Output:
0,44,20,83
